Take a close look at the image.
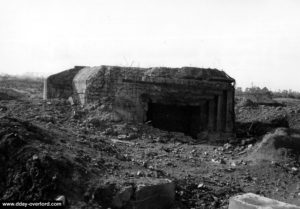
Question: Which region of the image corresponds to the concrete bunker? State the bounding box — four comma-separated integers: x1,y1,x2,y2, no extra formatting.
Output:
45,65,235,138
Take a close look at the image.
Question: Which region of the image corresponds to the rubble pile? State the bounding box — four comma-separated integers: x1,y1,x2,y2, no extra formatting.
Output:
174,178,242,209
236,103,289,136
247,128,300,162
0,79,300,208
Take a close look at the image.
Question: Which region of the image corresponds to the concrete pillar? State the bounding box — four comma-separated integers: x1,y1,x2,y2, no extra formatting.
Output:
43,78,47,100
208,99,215,131
216,94,223,132
225,90,234,132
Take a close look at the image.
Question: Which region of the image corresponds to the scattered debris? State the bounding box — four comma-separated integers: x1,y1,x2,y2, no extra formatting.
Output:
1,78,300,208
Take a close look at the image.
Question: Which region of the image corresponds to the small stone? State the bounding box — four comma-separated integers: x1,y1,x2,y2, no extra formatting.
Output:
212,196,218,201
118,134,127,140
137,170,143,176
142,161,148,167
99,104,106,110
127,133,138,140
131,127,138,132
32,154,39,160
52,174,57,180
223,143,232,150
55,195,66,205
291,167,298,174
68,97,74,105
292,167,298,171
197,183,204,188
220,158,226,164
211,159,218,163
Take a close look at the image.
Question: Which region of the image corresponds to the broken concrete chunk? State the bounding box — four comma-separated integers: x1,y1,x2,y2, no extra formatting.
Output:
112,186,133,208
117,134,127,140
133,178,175,209
229,193,300,209
97,179,174,209
67,96,74,105
55,195,66,206
248,128,300,162
32,154,39,160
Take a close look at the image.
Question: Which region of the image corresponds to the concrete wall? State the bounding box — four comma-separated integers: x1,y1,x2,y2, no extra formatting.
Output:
45,66,85,99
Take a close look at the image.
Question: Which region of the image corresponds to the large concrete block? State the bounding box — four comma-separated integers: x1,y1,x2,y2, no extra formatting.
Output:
112,186,134,208
132,178,175,209
229,193,300,209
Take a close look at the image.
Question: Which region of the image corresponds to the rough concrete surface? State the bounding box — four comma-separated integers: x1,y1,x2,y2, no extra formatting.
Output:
46,66,235,138
229,193,300,209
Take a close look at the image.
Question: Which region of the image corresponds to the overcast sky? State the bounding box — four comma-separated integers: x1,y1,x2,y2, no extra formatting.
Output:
0,0,299,91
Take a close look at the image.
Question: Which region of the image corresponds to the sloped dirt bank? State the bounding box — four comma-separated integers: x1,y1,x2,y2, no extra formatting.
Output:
0,117,89,203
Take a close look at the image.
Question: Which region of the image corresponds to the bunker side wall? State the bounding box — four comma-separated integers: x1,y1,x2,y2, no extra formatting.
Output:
46,67,83,99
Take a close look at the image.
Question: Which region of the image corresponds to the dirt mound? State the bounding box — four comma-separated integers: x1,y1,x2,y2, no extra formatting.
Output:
237,93,280,107
236,116,289,138
0,115,171,208
235,99,290,138
238,97,258,107
0,117,88,204
0,88,26,100
247,128,300,162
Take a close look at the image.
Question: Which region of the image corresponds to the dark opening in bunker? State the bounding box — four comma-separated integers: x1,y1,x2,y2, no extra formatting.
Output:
146,102,207,138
